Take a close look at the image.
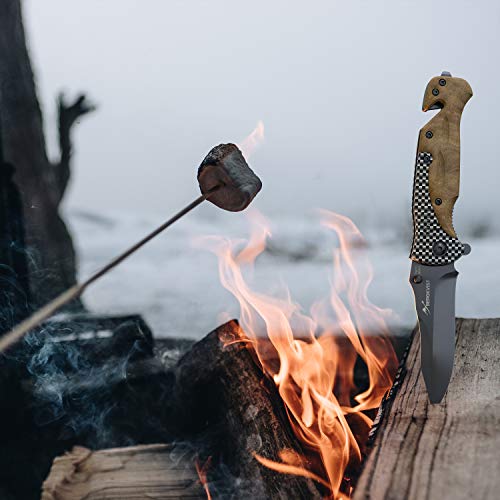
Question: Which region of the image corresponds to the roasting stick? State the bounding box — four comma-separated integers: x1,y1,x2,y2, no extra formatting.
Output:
0,188,219,354
0,143,262,354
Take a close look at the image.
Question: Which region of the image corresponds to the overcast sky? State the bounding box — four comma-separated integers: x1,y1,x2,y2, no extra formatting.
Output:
23,0,500,232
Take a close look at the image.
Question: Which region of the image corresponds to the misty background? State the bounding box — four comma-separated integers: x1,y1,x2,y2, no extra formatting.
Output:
21,0,500,336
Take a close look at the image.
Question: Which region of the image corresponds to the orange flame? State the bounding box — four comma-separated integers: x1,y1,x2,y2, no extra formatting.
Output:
238,120,265,159
195,456,213,500
199,210,397,498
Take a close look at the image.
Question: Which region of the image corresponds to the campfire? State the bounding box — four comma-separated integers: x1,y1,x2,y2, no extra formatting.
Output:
0,121,399,500
30,208,398,500
196,209,398,498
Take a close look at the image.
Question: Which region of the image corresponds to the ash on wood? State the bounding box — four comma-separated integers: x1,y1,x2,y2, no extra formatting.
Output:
41,444,205,499
167,320,322,499
354,318,500,500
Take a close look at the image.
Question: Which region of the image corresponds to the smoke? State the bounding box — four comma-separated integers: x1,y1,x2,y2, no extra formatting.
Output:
21,323,271,498
18,317,173,449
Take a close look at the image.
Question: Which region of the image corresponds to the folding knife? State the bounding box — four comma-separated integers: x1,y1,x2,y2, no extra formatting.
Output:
409,71,473,403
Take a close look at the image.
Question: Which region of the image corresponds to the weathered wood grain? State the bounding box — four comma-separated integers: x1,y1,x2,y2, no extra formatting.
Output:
354,318,500,500
41,444,206,499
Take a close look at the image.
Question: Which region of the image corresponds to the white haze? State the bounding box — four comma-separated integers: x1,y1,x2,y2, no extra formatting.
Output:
20,0,500,333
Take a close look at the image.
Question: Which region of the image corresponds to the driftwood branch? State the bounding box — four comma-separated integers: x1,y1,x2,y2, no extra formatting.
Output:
354,318,500,500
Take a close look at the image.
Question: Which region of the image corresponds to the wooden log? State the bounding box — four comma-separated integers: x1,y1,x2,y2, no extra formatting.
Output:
353,318,500,500
41,444,206,499
167,319,322,499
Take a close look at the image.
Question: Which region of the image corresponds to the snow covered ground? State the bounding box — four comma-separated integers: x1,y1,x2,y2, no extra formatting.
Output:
66,206,499,339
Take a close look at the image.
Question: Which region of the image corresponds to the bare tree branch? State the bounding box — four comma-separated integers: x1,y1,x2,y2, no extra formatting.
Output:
53,92,96,204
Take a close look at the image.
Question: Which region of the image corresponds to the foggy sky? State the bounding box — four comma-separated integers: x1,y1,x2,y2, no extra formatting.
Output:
24,0,500,232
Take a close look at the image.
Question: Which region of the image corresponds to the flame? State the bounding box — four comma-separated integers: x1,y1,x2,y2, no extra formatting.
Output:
195,456,212,500
238,120,265,159
199,210,397,499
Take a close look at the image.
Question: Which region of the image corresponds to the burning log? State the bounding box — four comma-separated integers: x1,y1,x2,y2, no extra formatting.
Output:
166,320,323,499
35,318,410,498
38,320,322,498
353,318,500,500
41,444,206,499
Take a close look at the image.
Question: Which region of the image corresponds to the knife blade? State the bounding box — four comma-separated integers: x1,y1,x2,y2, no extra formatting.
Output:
409,71,473,403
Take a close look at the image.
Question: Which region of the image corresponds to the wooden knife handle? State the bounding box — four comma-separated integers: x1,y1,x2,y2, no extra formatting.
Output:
417,74,473,237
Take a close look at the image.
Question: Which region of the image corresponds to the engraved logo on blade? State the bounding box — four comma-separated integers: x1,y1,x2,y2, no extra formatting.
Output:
422,280,431,316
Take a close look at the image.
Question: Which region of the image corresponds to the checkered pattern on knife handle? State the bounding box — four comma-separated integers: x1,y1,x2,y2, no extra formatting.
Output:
410,152,466,265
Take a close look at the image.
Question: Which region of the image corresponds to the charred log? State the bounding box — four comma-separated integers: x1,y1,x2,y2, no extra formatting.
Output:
166,320,322,499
